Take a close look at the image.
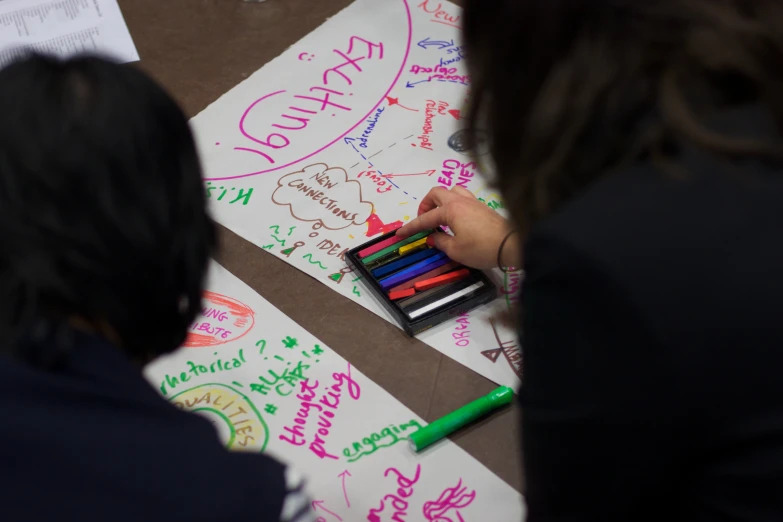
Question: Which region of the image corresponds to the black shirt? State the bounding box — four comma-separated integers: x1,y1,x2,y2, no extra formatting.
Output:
0,329,310,521
521,108,783,521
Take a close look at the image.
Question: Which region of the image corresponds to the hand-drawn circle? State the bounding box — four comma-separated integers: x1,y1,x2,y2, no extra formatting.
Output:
170,383,269,451
185,291,255,348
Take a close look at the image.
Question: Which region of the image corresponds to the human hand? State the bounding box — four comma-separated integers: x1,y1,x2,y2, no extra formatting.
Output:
396,186,521,270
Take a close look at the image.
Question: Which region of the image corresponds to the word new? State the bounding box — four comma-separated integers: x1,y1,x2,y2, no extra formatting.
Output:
358,169,392,193
160,349,246,396
171,389,257,448
279,366,361,460
452,312,470,347
205,182,253,205
367,464,423,522
419,100,449,150
438,159,475,189
357,107,385,149
286,168,360,223
342,419,422,463
236,36,384,165
418,0,461,27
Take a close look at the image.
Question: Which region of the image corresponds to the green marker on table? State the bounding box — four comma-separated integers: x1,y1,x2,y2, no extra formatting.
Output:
409,385,514,452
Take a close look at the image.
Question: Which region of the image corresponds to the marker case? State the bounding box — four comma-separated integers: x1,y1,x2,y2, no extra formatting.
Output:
346,229,497,336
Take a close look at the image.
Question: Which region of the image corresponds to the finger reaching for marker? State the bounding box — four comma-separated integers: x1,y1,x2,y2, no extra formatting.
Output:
396,186,522,270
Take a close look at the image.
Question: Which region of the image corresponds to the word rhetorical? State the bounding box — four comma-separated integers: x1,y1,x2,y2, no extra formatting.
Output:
273,163,373,230
160,349,247,396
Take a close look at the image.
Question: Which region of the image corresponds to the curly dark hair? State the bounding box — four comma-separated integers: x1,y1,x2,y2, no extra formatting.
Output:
464,0,783,231
0,54,215,364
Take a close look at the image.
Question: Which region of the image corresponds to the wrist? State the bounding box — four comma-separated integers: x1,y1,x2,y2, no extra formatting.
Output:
498,230,522,270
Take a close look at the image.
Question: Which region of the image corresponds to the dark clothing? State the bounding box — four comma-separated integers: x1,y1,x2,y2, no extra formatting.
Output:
521,108,783,521
0,329,303,522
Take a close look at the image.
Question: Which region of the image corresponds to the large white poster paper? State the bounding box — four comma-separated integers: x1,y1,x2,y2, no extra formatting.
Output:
191,0,523,388
145,262,525,521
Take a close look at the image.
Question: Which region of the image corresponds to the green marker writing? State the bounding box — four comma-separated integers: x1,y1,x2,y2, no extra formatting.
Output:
409,385,514,452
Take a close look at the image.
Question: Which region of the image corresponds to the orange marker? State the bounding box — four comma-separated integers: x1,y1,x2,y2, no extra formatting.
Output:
414,269,470,292
389,288,416,300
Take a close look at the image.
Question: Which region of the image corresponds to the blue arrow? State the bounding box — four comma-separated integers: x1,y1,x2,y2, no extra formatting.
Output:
406,79,431,88
417,37,454,50
343,136,360,153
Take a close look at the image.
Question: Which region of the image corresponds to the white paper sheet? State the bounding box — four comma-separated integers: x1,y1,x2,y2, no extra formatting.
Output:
190,0,523,389
0,0,138,66
145,262,525,521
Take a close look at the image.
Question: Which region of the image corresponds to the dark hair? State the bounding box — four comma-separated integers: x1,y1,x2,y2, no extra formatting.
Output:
464,0,783,230
0,54,215,363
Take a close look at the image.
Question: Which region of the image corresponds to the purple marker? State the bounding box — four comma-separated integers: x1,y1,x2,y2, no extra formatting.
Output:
380,253,450,290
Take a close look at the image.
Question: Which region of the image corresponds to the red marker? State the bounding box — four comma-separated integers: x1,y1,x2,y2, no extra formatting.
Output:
414,269,470,292
389,288,416,301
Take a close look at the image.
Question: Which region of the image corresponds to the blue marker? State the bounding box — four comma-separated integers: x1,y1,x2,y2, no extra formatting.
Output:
372,248,440,278
379,252,449,290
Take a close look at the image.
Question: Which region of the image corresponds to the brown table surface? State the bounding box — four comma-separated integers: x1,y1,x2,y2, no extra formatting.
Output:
120,0,522,493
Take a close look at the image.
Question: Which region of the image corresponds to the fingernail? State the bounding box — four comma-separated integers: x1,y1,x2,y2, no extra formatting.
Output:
426,236,435,247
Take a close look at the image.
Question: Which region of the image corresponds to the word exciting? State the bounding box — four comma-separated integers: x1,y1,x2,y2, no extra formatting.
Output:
236,36,384,165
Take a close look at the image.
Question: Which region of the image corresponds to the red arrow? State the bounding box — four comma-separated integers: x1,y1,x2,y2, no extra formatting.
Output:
386,96,419,112
382,169,437,179
448,109,462,120
338,470,352,508
312,500,343,521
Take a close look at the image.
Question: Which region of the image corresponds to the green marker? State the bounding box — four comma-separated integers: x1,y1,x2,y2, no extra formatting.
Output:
409,386,514,452
361,230,433,265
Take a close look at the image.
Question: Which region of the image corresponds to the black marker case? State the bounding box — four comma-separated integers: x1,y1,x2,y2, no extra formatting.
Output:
346,229,497,336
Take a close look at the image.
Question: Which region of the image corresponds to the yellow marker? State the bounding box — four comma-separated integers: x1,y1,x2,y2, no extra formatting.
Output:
399,237,427,255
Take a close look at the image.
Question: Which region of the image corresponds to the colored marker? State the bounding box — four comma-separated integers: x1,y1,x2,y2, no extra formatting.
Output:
388,288,416,300
414,268,470,291
398,281,462,308
408,386,514,452
399,237,427,255
362,230,433,265
406,280,485,319
358,235,399,258
372,247,438,278
387,261,461,293
379,253,449,290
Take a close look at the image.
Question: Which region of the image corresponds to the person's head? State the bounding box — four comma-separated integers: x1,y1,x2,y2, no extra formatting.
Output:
464,0,783,230
0,54,215,364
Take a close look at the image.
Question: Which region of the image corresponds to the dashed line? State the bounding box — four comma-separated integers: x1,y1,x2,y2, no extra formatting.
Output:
360,154,367,160
350,162,360,169
403,134,414,140
388,143,397,148
368,150,382,159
